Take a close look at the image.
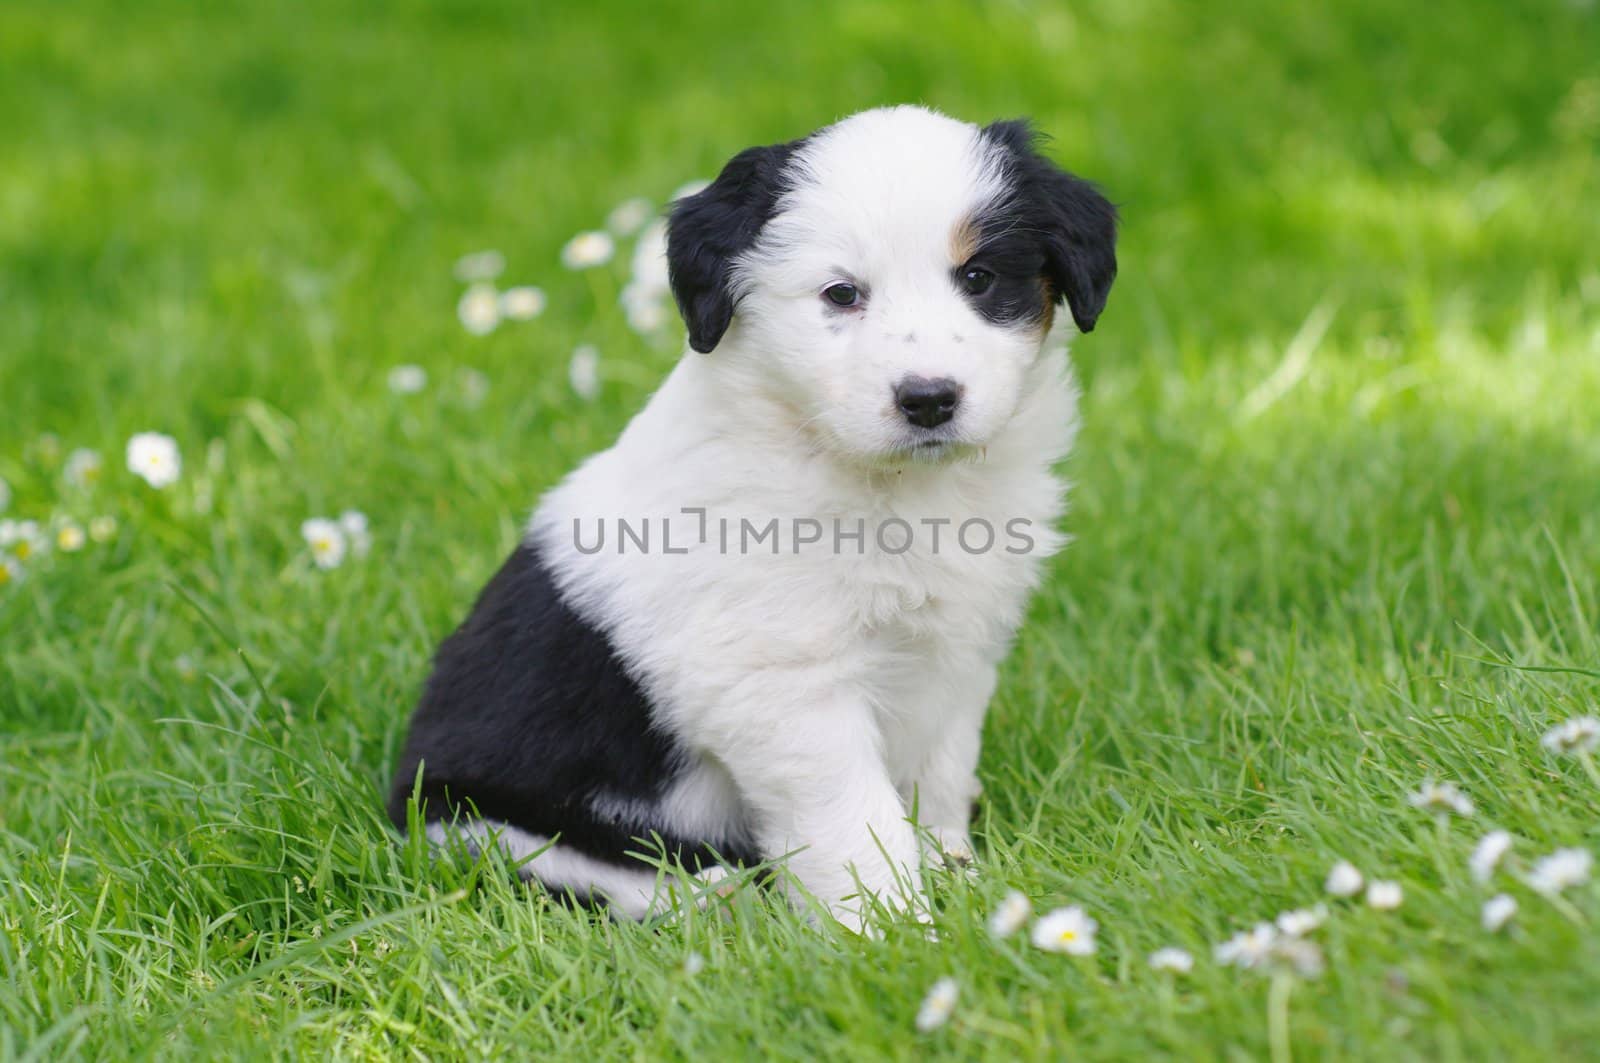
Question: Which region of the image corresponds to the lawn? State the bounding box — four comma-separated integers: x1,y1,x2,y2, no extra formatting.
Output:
4,0,1600,1058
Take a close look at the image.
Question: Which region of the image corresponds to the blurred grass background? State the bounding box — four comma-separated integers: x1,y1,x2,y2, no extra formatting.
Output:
3,0,1599,1058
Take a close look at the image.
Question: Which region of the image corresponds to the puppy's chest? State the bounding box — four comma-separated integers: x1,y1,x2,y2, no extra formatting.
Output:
842,537,1033,637
836,485,1060,638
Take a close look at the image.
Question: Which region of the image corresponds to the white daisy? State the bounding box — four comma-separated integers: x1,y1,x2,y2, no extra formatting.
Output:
498,285,546,321
1325,860,1364,897
453,249,505,283
1149,947,1194,974
1030,905,1097,955
175,654,199,682
64,448,103,489
561,230,615,270
0,555,22,588
914,977,958,1033
339,510,371,558
1215,923,1276,968
301,518,347,570
88,515,118,543
621,282,670,335
1274,936,1326,978
629,219,671,292
1470,830,1513,883
1407,780,1474,817
1366,880,1403,910
0,520,46,561
126,432,181,489
606,196,654,237
683,951,706,976
387,365,428,395
457,368,490,408
1275,904,1327,937
23,521,47,558
55,522,86,552
1526,847,1592,896
986,890,1032,938
569,345,601,401
1541,717,1600,756
671,178,711,202
629,300,669,335
1481,893,1517,932
1216,923,1322,976
620,218,673,338
457,284,501,335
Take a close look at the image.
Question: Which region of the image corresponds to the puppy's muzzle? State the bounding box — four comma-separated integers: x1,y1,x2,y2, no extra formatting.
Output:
894,376,963,429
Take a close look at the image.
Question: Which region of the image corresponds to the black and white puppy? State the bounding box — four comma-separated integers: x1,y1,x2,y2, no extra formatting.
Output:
389,105,1116,928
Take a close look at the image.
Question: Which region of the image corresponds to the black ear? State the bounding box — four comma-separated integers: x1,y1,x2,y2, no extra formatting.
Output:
666,139,804,353
982,120,1118,333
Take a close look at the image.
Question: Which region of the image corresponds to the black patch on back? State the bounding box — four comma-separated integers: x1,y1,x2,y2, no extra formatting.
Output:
667,136,806,353
388,542,753,870
969,120,1118,332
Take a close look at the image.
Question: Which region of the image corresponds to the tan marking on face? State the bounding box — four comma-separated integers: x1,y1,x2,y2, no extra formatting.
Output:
949,214,979,264
1039,277,1057,332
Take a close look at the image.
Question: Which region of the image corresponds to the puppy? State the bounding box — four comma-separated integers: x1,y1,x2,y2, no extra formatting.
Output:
388,105,1116,928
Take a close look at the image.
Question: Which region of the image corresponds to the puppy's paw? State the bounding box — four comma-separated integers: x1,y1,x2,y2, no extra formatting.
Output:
925,827,978,876
693,865,742,905
649,865,743,920
827,882,932,937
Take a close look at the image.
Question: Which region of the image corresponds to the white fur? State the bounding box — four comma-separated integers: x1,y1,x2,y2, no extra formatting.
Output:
514,107,1080,929
732,106,1033,463
426,816,738,920
426,820,665,919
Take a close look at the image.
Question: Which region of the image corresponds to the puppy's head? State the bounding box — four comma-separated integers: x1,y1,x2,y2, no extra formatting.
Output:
667,106,1117,463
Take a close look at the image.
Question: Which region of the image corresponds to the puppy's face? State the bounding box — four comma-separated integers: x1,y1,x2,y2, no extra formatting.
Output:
667,106,1117,464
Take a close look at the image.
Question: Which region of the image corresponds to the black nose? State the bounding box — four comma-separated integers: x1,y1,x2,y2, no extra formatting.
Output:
894,376,962,429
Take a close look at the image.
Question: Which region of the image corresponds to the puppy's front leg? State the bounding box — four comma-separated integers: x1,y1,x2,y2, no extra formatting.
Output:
910,716,985,871
715,691,923,931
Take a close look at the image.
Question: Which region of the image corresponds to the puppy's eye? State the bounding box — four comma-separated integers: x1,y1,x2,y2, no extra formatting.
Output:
823,283,859,308
961,268,995,295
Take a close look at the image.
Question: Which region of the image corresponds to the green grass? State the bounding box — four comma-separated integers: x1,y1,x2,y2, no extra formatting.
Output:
4,0,1600,1057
